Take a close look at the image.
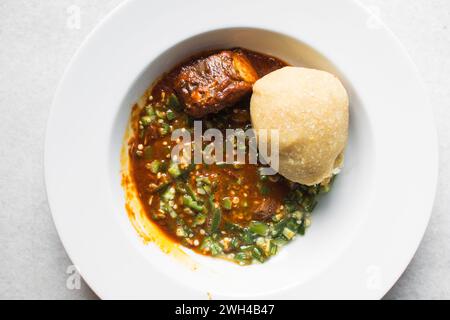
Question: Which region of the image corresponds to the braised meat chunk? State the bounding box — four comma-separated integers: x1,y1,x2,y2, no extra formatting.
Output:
253,198,278,222
174,51,258,117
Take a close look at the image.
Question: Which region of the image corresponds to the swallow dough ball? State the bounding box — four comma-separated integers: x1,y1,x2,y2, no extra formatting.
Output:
250,67,349,186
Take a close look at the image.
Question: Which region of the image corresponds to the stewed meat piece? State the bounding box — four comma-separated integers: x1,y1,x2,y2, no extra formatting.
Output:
174,50,258,117
253,198,278,222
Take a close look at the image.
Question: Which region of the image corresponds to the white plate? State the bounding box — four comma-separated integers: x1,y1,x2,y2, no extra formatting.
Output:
45,0,438,299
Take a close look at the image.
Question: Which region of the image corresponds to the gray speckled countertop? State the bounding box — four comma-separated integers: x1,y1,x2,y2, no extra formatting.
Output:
0,0,449,300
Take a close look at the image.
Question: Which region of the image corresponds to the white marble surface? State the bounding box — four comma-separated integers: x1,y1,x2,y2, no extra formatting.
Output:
0,0,448,300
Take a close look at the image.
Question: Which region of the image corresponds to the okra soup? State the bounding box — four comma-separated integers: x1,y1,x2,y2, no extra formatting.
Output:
123,48,349,265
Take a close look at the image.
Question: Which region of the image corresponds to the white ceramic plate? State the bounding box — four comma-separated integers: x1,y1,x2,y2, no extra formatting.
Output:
45,0,438,299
